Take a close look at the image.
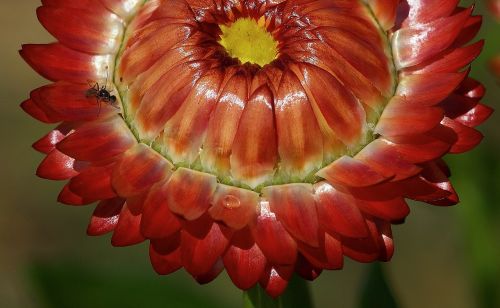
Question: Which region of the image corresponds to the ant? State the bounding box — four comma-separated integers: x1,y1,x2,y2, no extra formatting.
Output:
85,68,120,115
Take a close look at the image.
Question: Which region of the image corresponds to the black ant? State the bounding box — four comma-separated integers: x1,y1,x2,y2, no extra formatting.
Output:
85,68,120,115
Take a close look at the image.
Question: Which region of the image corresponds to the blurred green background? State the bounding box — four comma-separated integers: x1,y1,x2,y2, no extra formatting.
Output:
0,1,498,307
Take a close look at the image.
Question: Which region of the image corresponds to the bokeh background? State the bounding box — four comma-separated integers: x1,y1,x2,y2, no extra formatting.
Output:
0,1,498,307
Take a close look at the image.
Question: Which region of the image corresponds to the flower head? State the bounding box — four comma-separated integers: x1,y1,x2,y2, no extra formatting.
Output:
21,0,492,297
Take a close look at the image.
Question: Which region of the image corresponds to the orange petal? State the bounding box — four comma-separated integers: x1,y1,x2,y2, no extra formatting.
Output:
208,185,259,230
314,182,369,238
166,168,218,220
367,0,399,30
163,68,223,165
274,70,323,178
135,61,210,141
252,200,298,265
112,144,173,198
141,180,182,239
294,63,366,146
263,184,320,247
230,85,278,187
317,156,387,188
201,72,248,175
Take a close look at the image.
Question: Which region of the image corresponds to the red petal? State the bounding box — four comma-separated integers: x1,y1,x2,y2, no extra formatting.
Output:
317,156,387,188
37,150,79,180
208,185,259,230
120,24,196,84
223,230,266,290
457,78,485,100
20,43,110,82
141,180,182,239
369,0,399,30
181,220,231,276
111,198,145,247
37,6,123,54
57,116,136,162
411,41,484,74
31,82,119,122
376,220,394,262
286,35,385,109
375,98,444,136
314,182,369,238
20,99,54,123
69,161,117,200
87,198,124,236
252,201,298,265
192,259,225,284
32,123,73,154
297,232,343,270
150,233,182,275
402,0,459,26
454,103,493,128
166,168,217,221
356,198,410,222
295,255,322,281
355,139,421,181
99,0,143,19
125,44,206,117
295,255,323,281
316,29,392,96
394,8,472,68
387,127,452,163
112,144,173,198
58,183,95,205
396,72,466,106
259,265,294,298
341,219,381,263
442,118,483,153
263,184,320,247
453,15,482,47
414,161,459,206
135,61,208,141
400,175,453,204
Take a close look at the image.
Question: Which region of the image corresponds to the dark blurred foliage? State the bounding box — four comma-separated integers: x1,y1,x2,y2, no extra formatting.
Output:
0,0,498,307
30,262,229,308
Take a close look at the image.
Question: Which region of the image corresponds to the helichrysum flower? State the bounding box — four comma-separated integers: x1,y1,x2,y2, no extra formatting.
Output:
21,0,492,297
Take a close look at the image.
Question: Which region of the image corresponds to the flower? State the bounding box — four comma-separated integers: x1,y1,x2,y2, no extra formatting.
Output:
21,0,492,297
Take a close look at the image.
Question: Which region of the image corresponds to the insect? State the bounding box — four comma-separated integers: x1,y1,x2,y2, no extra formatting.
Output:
85,69,120,115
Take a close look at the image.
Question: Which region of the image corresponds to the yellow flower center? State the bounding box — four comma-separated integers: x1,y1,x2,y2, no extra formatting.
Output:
219,18,278,67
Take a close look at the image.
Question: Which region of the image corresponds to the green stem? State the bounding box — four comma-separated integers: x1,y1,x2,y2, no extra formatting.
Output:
243,275,314,308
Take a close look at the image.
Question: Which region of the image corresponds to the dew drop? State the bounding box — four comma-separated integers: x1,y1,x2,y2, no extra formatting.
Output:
222,194,240,209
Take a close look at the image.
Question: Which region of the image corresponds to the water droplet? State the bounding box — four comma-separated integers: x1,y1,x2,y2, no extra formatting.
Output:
222,194,240,209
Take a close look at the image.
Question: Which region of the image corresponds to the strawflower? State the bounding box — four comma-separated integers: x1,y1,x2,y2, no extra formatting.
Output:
21,0,492,298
